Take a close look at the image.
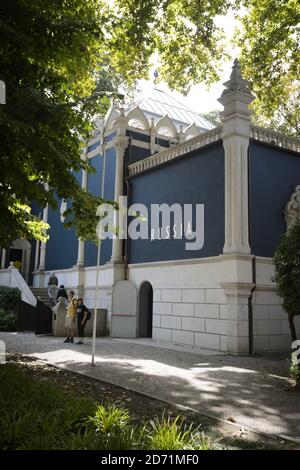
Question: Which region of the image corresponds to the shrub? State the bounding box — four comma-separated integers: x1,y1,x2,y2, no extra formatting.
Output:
145,415,213,450
0,309,17,331
0,365,213,450
0,286,21,312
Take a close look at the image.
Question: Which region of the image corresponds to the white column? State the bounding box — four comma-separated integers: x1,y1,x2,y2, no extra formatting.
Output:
34,240,40,271
39,204,48,271
1,249,6,269
218,60,255,354
76,166,88,266
218,58,254,255
111,137,129,263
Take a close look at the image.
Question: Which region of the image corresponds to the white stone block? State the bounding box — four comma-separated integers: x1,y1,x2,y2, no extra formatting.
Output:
269,335,290,351
268,306,288,320
152,315,161,328
194,304,220,319
195,332,220,350
226,336,249,354
162,289,181,303
172,303,194,316
226,320,249,336
252,305,269,320
153,302,172,315
254,291,280,306
172,330,194,346
153,289,161,302
253,335,269,351
205,289,226,304
205,319,226,335
220,335,227,352
280,320,290,335
153,327,172,342
255,320,281,335
182,289,205,304
220,304,248,321
182,317,205,332
161,315,181,330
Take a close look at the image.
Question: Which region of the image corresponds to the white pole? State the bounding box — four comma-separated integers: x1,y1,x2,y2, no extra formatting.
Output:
91,143,107,366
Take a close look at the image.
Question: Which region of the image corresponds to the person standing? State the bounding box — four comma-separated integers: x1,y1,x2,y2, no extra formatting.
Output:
64,290,77,343
48,272,58,305
56,284,68,306
76,298,89,344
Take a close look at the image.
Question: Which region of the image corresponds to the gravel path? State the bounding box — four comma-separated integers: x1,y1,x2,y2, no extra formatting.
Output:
1,332,299,443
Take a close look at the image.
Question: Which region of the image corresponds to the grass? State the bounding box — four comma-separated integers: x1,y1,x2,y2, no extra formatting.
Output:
0,364,213,450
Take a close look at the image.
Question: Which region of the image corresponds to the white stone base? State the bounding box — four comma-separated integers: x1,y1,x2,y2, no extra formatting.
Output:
30,255,297,354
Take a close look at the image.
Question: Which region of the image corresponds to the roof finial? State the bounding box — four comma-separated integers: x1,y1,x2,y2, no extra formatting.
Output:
218,58,254,105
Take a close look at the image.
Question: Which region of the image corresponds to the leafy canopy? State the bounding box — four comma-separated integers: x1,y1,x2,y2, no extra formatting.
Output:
0,0,299,246
237,0,300,135
273,222,300,318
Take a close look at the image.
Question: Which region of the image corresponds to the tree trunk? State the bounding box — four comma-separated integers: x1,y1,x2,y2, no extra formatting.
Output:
288,313,297,342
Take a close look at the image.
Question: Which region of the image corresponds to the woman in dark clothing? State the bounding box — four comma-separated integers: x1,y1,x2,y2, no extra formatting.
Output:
56,285,68,304
76,298,89,344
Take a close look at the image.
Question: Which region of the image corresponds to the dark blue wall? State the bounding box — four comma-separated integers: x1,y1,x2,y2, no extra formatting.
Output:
84,149,115,266
125,145,151,164
45,198,78,271
126,130,150,143
249,142,300,256
45,170,82,270
128,142,224,263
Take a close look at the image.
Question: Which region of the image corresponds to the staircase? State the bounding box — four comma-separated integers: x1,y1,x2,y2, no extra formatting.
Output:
30,287,53,309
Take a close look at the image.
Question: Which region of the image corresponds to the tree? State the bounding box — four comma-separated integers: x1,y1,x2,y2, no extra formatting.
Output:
1,0,299,248
237,0,300,136
273,222,300,343
0,0,120,247
201,110,222,127
0,0,237,247
273,222,300,382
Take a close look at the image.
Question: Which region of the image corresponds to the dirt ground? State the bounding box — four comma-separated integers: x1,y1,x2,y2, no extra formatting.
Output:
6,353,298,450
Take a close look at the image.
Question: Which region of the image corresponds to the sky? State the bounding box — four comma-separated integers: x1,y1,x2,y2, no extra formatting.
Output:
138,10,240,114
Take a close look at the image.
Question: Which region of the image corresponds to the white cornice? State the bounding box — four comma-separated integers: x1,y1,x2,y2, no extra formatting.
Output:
128,126,223,176
251,125,300,154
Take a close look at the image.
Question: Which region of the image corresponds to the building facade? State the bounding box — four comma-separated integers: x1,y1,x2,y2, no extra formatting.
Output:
2,60,300,354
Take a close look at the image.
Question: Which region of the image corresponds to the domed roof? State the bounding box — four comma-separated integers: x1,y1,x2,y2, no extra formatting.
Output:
127,88,215,131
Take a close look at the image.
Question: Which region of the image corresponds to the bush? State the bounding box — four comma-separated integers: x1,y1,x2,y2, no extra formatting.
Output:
0,286,21,312
0,309,17,332
145,415,212,450
0,365,213,450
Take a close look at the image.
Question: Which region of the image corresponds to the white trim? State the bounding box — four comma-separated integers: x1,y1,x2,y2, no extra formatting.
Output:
251,125,300,154
128,256,222,269
128,126,223,176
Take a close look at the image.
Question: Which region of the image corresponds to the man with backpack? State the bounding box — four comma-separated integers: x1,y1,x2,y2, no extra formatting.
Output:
76,298,91,345
63,290,77,343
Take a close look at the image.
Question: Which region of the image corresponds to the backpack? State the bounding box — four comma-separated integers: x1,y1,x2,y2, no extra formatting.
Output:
86,308,92,321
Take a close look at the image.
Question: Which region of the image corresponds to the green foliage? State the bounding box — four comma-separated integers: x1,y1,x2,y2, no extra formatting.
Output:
0,364,213,450
1,0,299,247
273,223,300,319
0,0,117,246
202,110,222,127
0,309,17,331
108,0,235,94
145,415,212,450
88,403,139,450
0,286,21,312
237,0,300,136
290,359,300,383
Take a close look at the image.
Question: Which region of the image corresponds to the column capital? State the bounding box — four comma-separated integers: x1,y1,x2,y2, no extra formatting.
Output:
113,135,129,156
220,282,255,299
218,59,255,117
